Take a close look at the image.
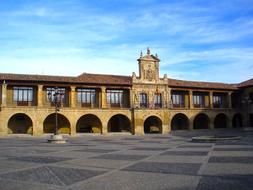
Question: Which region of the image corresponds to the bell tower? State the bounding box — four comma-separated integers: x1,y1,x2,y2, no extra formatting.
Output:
137,47,160,82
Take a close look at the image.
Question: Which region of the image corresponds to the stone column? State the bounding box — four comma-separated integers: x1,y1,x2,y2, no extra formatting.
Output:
210,91,213,109
210,117,214,129
1,82,7,107
228,117,233,128
167,87,171,108
101,86,107,109
228,92,232,109
70,86,76,108
189,90,193,109
33,113,44,136
129,89,133,108
189,117,194,130
70,120,77,136
37,85,43,107
101,121,108,135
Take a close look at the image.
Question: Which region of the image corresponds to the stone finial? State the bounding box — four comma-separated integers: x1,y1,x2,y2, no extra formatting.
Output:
140,51,143,58
155,53,158,58
147,47,150,55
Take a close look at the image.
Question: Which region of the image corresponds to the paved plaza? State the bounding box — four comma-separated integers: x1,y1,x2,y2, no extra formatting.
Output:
0,129,253,190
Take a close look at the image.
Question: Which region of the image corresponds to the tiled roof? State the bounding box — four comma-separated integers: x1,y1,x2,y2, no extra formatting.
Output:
0,73,75,83
238,78,253,88
0,72,251,90
76,73,132,85
0,73,132,86
168,78,238,90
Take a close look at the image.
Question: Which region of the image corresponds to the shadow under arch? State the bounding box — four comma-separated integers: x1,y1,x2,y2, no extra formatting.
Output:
232,113,243,128
171,113,189,130
214,113,228,129
8,113,33,134
144,115,162,134
107,114,131,132
76,114,102,133
193,113,210,129
43,113,71,134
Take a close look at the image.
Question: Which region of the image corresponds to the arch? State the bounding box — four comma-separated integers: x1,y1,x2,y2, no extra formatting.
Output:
107,114,131,132
193,113,210,129
171,113,189,130
214,113,228,129
76,114,102,133
232,113,243,128
144,116,162,134
8,113,33,134
43,113,71,134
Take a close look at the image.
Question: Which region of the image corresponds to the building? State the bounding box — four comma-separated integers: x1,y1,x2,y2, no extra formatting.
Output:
0,48,252,136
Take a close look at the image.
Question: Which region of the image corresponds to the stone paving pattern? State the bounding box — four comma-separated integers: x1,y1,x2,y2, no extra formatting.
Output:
0,129,253,190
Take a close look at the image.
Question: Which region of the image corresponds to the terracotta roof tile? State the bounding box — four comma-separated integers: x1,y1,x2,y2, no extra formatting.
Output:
0,73,132,86
168,78,238,90
76,73,132,85
238,78,253,88
0,72,249,90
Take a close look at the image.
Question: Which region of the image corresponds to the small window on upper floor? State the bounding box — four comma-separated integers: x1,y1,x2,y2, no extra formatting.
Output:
13,87,33,102
77,89,96,105
139,93,148,108
46,88,66,103
154,93,162,108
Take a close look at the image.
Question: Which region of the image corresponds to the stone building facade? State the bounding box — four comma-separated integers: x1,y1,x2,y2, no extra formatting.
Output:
0,48,253,136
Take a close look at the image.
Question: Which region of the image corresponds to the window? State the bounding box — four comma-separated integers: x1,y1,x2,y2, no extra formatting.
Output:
213,95,222,108
154,93,162,108
193,93,204,107
172,92,185,108
13,87,33,102
139,93,148,108
106,90,123,107
250,93,253,104
77,89,96,105
46,88,65,103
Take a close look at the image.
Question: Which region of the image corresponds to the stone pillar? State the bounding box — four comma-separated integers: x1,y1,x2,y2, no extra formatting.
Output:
37,85,43,107
70,86,76,108
167,88,171,108
228,92,232,109
189,117,194,130
210,91,213,109
210,117,214,129
134,113,144,135
228,117,233,128
33,114,44,136
70,120,77,136
102,121,108,135
101,86,107,109
189,90,193,109
1,82,7,107
129,89,133,108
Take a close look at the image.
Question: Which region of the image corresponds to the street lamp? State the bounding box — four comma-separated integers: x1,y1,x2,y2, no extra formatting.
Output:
47,87,66,143
242,95,252,130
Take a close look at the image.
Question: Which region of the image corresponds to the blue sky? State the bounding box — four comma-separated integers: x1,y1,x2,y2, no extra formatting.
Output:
0,0,253,83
